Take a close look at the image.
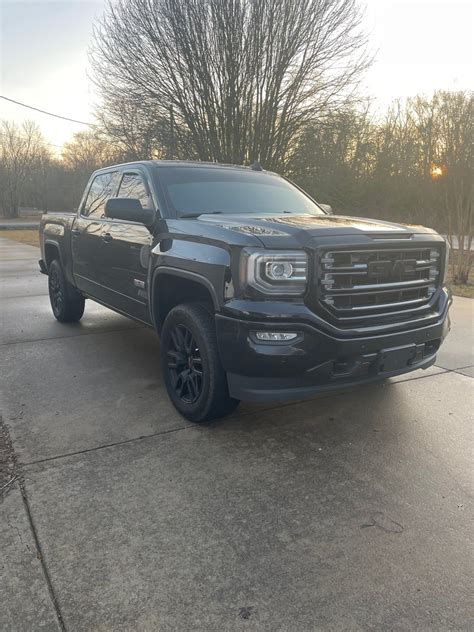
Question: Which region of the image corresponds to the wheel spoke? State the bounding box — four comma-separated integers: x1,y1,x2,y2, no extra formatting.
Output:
187,375,196,400
175,373,186,397
167,324,204,404
193,372,201,393
166,350,181,369
185,330,194,354
49,271,64,314
170,329,182,352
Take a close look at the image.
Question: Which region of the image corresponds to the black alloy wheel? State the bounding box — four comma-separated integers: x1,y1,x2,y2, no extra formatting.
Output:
160,302,239,422
167,324,203,404
48,266,63,317
47,259,85,323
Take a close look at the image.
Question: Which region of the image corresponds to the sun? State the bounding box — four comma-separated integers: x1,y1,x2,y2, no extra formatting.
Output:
430,165,444,178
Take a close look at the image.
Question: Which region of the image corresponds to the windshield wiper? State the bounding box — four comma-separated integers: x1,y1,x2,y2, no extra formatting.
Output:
178,211,223,218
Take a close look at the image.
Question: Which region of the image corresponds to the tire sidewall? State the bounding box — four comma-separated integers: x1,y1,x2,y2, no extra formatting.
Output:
48,259,84,322
161,306,214,420
48,260,67,320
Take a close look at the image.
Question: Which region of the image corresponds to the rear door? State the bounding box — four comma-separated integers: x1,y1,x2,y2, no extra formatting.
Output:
72,170,120,299
96,169,155,323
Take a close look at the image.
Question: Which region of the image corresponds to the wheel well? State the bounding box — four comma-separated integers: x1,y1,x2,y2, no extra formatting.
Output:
44,243,60,269
153,273,215,332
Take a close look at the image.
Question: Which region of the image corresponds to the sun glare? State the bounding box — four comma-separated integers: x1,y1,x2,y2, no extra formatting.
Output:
430,165,444,178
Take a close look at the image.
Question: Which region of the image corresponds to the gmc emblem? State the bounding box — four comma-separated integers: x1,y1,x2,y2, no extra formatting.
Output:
368,259,417,279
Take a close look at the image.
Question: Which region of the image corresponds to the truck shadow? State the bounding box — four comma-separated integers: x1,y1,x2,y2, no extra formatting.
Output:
128,325,409,447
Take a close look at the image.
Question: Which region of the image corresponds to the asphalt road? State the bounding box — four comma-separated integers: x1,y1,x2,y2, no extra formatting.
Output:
1,236,472,631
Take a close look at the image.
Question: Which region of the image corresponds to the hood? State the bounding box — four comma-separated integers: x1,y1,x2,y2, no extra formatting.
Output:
198,213,437,246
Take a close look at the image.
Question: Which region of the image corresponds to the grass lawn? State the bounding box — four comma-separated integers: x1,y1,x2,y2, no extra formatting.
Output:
2,229,40,247
446,276,474,299
2,229,473,298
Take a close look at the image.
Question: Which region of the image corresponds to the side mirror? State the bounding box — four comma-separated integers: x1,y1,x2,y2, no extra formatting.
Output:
105,198,155,226
319,203,333,214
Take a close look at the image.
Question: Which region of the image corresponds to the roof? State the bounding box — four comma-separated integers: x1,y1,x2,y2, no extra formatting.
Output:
98,159,275,174
152,160,254,170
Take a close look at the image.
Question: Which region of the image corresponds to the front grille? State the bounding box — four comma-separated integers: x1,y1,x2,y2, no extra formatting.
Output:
318,246,443,325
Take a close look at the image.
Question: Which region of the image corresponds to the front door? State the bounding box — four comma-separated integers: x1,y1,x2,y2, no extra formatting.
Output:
72,170,120,300
96,171,155,324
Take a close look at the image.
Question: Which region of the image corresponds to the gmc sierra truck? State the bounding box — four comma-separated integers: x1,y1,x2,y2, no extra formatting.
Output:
39,160,451,422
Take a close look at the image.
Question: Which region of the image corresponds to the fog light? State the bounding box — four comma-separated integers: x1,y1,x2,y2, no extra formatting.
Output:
254,331,298,341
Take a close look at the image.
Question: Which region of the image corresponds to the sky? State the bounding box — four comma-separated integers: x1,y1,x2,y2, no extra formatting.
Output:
0,0,472,152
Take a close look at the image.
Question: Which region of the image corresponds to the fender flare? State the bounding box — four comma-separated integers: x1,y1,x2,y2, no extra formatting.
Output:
43,239,62,269
150,266,221,329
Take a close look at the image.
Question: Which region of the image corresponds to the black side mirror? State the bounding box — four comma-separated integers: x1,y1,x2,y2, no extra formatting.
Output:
105,198,155,226
319,203,333,214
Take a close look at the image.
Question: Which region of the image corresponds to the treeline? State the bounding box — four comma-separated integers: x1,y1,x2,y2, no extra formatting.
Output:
2,91,471,226
0,91,471,280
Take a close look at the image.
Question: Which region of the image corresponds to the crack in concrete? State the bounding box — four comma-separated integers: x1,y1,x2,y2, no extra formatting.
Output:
1,292,49,299
0,325,144,347
19,480,67,632
435,363,474,371
22,424,192,468
448,365,474,378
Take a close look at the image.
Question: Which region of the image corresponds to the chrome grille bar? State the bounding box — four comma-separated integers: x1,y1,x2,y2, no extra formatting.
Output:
325,279,433,293
322,296,428,311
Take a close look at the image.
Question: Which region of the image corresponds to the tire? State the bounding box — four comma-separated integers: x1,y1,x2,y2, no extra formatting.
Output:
48,259,85,323
160,302,239,422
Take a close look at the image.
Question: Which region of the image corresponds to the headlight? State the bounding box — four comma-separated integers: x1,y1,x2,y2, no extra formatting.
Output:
240,249,308,295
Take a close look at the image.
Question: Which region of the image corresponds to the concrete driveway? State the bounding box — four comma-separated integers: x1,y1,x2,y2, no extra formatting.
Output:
1,236,472,631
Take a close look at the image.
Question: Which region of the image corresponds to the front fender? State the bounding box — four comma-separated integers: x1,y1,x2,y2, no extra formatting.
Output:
149,239,232,326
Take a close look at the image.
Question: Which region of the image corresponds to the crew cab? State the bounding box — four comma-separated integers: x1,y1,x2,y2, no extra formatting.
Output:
39,161,451,421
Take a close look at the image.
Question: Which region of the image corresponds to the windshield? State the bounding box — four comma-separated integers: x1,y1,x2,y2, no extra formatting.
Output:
156,167,324,217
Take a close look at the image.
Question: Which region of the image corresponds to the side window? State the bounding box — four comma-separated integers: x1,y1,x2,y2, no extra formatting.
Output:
117,173,153,209
83,172,118,218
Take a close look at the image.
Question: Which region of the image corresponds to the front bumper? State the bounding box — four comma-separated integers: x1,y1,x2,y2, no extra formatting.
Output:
216,290,452,403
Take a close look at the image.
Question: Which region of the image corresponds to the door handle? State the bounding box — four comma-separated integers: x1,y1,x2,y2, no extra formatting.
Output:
101,233,113,243
71,228,80,236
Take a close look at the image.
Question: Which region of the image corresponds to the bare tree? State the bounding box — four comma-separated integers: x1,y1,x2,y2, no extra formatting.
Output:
60,129,123,206
288,101,377,210
435,91,473,284
91,0,370,168
94,100,184,161
0,120,51,218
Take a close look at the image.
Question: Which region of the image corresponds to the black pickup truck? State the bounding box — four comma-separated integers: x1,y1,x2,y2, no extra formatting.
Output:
40,160,451,421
